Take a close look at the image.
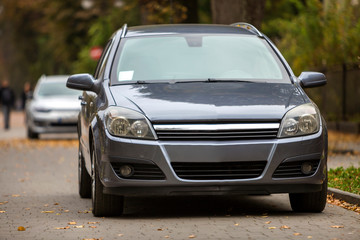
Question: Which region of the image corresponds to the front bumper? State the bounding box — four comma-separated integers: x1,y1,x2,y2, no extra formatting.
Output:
27,111,78,134
96,128,327,196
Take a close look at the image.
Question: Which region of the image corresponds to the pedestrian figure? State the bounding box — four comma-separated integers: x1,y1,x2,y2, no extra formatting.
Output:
21,82,32,110
0,79,15,130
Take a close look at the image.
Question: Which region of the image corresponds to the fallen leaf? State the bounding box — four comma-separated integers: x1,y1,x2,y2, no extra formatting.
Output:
118,234,124,237
234,223,239,226
157,228,163,231
63,210,70,213
74,225,85,228
25,208,30,210
12,194,20,197
54,203,59,205
307,236,313,239
0,201,9,205
44,204,49,207
0,211,5,213
268,227,276,229
164,236,170,238
188,235,196,239
280,225,291,229
68,221,77,225
331,225,344,228
78,210,91,213
56,213,61,215
17,226,26,231
55,226,70,230
261,215,268,218
293,233,302,236
88,222,99,224
82,238,102,240
89,226,97,228
265,221,271,224
41,210,54,213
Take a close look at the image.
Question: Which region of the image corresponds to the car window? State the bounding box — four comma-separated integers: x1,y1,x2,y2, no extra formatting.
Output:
94,39,114,79
36,81,80,97
113,34,290,84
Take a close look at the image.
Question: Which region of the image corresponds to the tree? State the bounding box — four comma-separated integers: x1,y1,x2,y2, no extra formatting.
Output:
211,0,266,28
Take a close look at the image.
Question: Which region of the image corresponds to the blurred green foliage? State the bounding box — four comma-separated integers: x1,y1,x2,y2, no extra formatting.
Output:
263,0,360,75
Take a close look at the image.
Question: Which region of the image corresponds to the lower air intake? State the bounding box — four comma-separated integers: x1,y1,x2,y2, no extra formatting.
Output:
171,161,267,180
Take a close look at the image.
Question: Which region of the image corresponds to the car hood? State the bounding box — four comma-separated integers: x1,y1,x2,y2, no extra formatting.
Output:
110,82,306,122
30,96,81,111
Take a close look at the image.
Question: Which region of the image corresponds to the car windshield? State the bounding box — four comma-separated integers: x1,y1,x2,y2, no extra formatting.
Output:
37,80,79,97
113,34,290,84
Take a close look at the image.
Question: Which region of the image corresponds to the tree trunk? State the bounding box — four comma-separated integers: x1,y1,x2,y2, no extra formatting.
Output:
180,0,199,23
211,0,265,29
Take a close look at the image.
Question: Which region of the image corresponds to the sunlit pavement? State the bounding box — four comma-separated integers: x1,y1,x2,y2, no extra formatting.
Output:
0,112,360,239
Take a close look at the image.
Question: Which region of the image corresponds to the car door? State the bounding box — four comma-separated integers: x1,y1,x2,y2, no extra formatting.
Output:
80,39,114,172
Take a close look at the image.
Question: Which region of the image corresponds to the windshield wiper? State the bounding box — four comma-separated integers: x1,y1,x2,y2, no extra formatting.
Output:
207,78,255,83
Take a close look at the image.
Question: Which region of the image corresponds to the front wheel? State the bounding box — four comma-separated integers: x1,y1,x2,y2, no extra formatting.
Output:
91,143,124,217
78,144,91,198
27,126,39,139
289,174,328,213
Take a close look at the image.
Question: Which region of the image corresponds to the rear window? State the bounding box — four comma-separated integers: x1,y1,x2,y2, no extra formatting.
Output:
112,34,290,84
36,81,79,97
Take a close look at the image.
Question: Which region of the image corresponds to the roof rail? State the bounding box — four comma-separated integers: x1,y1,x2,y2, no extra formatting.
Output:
121,23,128,38
230,22,263,38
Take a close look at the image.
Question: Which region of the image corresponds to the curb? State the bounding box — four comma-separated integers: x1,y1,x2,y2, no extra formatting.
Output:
328,187,360,205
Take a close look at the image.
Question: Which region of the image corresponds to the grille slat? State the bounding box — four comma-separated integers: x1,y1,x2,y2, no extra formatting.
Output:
154,123,279,141
172,161,267,180
273,160,320,178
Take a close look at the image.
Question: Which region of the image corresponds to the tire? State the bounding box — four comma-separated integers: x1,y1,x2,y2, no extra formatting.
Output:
289,174,328,213
27,126,39,139
78,144,91,198
91,143,124,217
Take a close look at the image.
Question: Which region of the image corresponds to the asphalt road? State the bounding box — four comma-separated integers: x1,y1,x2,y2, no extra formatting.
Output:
0,138,360,240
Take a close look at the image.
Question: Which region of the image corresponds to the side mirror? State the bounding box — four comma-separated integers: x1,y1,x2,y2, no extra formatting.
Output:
298,71,327,88
66,74,100,93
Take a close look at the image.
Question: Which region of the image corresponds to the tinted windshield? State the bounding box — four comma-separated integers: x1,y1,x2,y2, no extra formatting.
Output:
113,34,290,84
37,81,79,97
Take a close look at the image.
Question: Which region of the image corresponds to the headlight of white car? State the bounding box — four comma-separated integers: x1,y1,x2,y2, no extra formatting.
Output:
105,107,156,139
278,103,321,138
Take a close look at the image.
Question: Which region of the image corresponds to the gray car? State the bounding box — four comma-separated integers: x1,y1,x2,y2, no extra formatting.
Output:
67,23,328,217
26,75,81,139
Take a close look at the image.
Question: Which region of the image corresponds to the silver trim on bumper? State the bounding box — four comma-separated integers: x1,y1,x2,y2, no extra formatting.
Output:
153,123,280,131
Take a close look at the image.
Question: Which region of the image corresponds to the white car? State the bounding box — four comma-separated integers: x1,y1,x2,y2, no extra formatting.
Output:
26,75,81,139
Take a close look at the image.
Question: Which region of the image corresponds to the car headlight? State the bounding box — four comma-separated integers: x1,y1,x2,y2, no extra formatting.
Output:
278,103,320,138
105,107,156,139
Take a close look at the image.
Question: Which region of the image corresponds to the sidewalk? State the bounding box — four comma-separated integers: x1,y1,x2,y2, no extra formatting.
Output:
0,111,27,139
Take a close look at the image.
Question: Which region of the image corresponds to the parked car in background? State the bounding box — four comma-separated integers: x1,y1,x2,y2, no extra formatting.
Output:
67,23,328,217
26,75,81,139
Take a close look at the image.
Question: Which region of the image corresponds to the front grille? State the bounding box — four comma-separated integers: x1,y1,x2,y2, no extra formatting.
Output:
171,161,267,180
272,160,320,178
153,123,279,141
111,162,165,180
